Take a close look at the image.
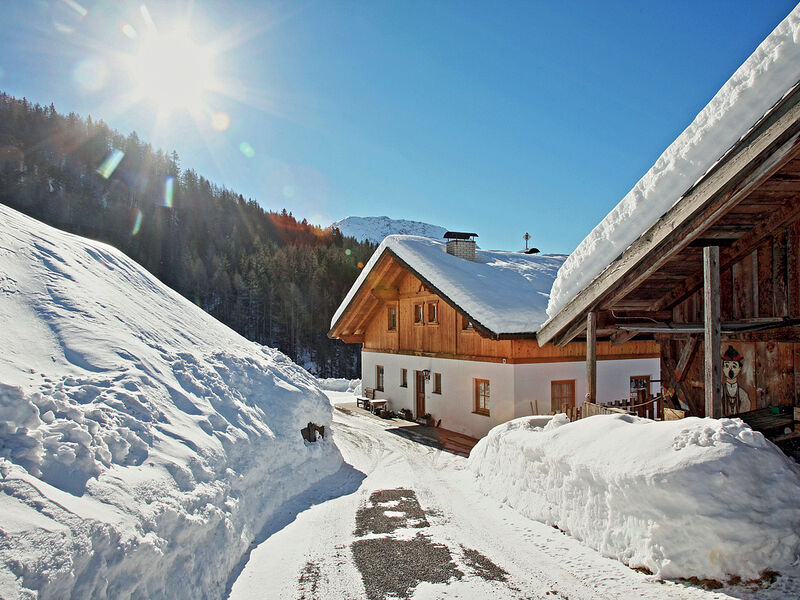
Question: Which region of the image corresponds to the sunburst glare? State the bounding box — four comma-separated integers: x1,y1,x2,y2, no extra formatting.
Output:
126,26,218,115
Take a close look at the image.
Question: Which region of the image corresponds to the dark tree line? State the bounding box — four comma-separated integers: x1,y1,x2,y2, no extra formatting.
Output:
0,92,374,377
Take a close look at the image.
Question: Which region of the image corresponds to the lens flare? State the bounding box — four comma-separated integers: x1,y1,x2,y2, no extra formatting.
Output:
282,184,295,199
131,210,143,235
73,58,108,92
345,249,352,256
97,149,125,178
121,22,137,39
140,4,156,30
63,0,88,17
210,111,230,131
163,176,174,207
239,142,255,158
357,262,364,269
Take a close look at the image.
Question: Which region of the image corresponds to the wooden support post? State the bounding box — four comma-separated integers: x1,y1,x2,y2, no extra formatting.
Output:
586,311,597,405
675,334,699,383
704,246,723,418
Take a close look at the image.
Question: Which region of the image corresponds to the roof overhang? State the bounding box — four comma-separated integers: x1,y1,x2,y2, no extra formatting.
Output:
538,80,800,347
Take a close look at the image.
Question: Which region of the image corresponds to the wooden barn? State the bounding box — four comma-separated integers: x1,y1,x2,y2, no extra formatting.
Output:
329,233,660,439
538,80,800,453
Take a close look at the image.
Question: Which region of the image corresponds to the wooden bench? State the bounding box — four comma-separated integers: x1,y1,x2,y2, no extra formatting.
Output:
356,387,375,410
369,399,388,414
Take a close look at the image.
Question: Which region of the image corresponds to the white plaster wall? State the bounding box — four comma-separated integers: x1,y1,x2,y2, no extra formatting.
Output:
361,352,514,438
512,357,661,416
362,353,660,439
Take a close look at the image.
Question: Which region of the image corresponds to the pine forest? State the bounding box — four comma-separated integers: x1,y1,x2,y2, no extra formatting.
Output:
0,92,374,377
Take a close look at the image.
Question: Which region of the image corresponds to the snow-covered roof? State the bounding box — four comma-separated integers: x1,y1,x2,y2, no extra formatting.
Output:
545,6,800,322
331,235,566,336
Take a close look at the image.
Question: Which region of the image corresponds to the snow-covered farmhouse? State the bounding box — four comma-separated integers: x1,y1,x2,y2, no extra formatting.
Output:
329,233,660,438
538,10,800,450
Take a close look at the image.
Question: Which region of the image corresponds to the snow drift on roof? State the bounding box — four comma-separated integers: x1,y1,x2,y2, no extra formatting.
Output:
331,235,566,335
546,7,800,321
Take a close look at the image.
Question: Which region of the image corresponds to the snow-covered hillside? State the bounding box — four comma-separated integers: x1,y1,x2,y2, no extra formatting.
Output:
470,414,800,581
330,215,448,244
0,204,342,599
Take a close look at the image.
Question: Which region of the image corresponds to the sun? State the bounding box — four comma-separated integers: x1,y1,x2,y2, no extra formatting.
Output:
127,27,218,114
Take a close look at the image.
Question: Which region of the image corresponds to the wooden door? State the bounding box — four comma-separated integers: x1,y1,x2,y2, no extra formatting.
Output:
551,380,575,413
415,371,426,417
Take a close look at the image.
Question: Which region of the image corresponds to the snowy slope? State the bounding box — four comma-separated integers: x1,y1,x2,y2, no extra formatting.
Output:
546,6,800,320
0,204,342,599
469,414,800,581
330,215,448,244
330,235,566,335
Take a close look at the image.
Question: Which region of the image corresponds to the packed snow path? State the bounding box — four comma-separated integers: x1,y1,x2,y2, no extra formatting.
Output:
227,391,800,600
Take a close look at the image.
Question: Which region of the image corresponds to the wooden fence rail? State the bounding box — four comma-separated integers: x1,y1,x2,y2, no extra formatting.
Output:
569,394,670,422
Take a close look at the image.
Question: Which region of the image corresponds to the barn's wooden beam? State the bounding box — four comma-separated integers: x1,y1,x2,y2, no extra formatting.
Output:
652,198,800,311
600,309,673,322
704,246,723,418
371,287,399,301
554,318,587,347
586,311,597,405
617,316,800,334
610,329,638,346
339,334,364,343
674,334,699,383
661,354,701,416
537,85,800,346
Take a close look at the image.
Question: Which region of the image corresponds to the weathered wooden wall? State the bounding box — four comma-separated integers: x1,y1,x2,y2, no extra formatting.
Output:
660,336,800,416
663,218,800,415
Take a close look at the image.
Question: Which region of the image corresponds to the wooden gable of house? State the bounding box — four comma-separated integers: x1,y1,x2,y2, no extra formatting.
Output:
330,249,659,365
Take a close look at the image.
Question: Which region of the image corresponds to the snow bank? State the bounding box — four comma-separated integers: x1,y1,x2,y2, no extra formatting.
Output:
0,204,342,599
546,7,800,319
332,235,566,335
316,377,361,393
469,414,800,581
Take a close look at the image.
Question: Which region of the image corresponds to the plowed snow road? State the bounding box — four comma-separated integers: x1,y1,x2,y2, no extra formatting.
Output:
226,391,799,600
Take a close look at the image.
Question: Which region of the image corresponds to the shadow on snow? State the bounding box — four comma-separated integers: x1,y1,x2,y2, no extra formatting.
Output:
223,461,366,598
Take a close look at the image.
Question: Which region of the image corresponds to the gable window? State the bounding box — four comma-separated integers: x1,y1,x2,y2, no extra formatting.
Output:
387,305,397,331
414,303,424,325
433,373,442,394
427,301,439,324
551,380,575,413
474,379,490,416
462,315,474,330
401,368,408,387
376,365,384,391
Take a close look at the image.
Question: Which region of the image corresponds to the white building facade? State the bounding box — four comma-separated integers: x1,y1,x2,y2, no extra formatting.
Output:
330,234,662,440
362,350,660,438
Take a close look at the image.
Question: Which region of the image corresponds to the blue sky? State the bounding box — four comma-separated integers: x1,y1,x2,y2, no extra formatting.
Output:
0,0,797,252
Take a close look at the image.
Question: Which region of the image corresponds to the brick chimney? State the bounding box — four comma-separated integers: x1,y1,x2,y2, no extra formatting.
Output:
444,232,478,261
